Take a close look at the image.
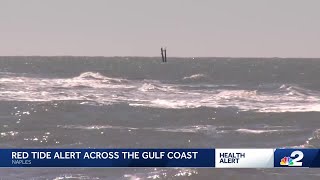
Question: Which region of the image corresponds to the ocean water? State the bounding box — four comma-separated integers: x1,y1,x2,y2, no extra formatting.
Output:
0,56,319,179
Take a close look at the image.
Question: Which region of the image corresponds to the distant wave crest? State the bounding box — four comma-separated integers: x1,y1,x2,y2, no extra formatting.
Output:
182,74,207,81
75,72,127,83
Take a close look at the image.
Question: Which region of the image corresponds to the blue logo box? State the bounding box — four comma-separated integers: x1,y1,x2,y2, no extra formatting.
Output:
274,149,320,168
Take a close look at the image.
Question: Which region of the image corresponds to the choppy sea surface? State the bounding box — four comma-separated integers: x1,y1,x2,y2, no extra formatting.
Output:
0,57,319,180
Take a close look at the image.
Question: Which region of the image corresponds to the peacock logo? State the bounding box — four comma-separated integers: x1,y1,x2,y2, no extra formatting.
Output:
280,157,294,166
280,151,304,167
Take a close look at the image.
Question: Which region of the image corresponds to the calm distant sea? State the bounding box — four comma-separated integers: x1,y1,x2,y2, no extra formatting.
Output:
0,57,319,179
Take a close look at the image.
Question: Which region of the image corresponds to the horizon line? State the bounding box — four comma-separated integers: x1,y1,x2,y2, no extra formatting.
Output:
0,55,320,59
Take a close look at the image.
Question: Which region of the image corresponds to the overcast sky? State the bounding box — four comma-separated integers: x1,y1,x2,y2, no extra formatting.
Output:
0,0,319,57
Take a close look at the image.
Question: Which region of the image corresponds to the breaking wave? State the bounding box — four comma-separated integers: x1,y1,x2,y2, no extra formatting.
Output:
76,72,126,83
182,73,207,81
0,72,320,112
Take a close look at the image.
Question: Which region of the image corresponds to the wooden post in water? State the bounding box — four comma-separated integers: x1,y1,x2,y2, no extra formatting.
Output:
164,48,167,62
161,47,165,62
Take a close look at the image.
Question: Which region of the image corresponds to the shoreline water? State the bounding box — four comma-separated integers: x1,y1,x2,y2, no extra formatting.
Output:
0,57,319,179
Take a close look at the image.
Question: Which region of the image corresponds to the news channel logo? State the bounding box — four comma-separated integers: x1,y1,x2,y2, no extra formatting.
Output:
275,149,320,168
280,150,303,166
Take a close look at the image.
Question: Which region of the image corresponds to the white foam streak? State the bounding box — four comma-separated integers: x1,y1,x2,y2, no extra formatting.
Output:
183,73,206,80
57,125,138,131
236,129,282,134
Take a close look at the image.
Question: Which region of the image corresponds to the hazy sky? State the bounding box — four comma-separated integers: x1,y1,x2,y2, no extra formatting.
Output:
0,0,319,57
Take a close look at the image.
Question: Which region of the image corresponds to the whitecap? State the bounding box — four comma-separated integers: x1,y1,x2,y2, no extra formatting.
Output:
182,73,206,80
235,129,282,134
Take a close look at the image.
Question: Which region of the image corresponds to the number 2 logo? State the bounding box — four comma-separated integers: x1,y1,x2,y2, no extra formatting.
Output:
290,151,304,166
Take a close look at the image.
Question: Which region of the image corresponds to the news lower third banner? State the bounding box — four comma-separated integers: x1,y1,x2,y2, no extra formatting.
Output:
0,149,320,168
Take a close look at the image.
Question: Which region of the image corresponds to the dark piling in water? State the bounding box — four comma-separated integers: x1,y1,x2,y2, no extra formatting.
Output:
161,48,165,62
164,48,167,62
